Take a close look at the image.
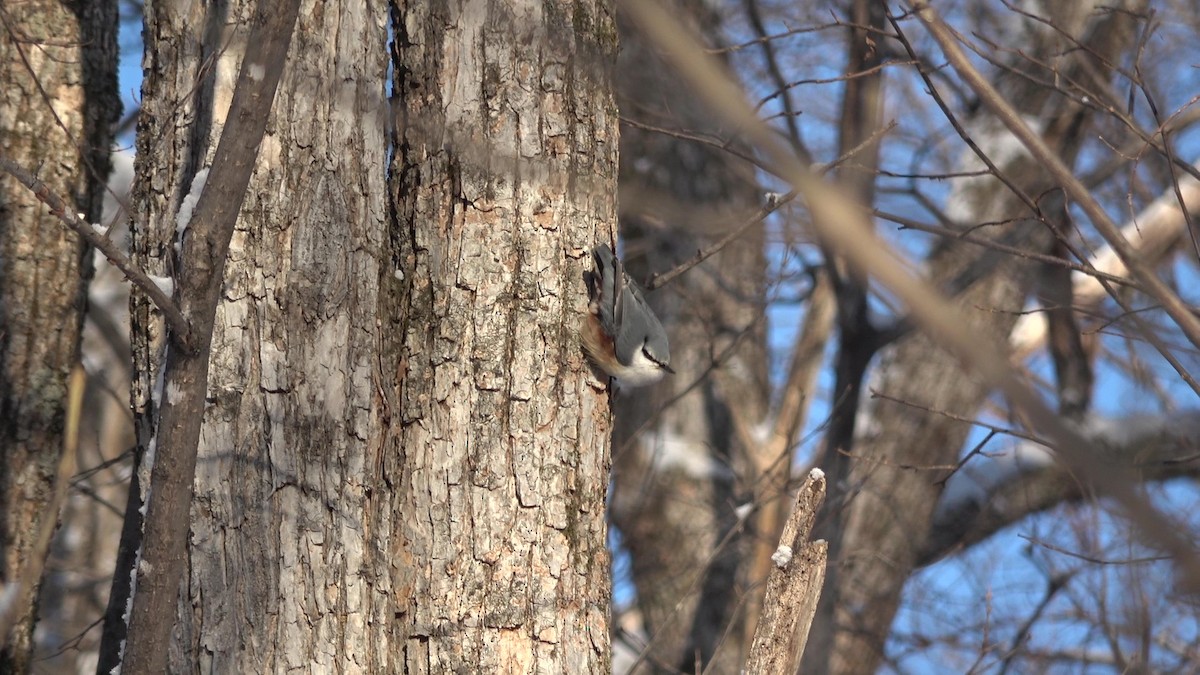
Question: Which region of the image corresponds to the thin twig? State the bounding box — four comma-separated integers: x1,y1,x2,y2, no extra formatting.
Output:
877,208,1140,287
743,0,811,161
910,0,1200,363
708,20,842,55
893,3,1200,399
619,116,766,171
996,568,1073,675
647,121,896,291
117,0,304,670
1019,535,1172,566
0,157,191,347
647,191,796,290
622,0,1200,589
884,10,1040,217
0,5,131,218
1135,63,1200,262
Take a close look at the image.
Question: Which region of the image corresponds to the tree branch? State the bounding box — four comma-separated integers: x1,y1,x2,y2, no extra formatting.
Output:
922,410,1200,565
746,469,828,672
622,0,1200,592
646,121,895,291
910,0,1200,360
1010,162,1200,358
0,156,191,346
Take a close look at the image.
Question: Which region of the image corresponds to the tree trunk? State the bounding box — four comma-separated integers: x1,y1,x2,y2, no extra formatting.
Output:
0,1,118,670
108,0,619,670
108,0,391,670
385,0,619,672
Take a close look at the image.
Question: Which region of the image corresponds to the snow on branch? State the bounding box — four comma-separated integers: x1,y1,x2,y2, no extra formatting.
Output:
1010,161,1200,359
746,470,827,672
923,410,1200,565
0,156,191,347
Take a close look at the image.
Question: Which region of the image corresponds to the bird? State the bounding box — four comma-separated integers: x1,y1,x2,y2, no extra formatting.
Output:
581,244,673,387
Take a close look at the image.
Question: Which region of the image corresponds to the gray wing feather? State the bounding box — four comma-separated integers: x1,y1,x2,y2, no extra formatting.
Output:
592,244,670,367
592,244,620,335
615,274,669,367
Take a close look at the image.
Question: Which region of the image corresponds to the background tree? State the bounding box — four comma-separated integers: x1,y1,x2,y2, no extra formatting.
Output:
809,3,1150,671
611,0,1200,673
610,2,772,671
0,1,119,670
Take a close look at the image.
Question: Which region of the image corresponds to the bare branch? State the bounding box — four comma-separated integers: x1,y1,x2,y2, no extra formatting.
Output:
621,0,1200,589
923,410,1200,565
0,157,190,345
119,1,303,671
647,191,795,290
878,208,1138,287
909,0,1200,359
1010,162,1200,357
742,0,811,161
647,121,895,291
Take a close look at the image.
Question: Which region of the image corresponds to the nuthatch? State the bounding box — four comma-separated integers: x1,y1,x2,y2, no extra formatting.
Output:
581,244,673,387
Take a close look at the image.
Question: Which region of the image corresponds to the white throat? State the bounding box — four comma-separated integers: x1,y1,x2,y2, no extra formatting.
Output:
614,349,667,387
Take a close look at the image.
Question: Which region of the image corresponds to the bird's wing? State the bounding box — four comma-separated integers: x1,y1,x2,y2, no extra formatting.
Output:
592,244,620,335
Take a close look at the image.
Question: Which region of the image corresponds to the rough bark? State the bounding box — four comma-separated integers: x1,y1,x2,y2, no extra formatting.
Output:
100,2,224,662
104,0,390,671
807,4,1149,673
387,0,619,672
0,0,119,670
121,2,304,671
99,0,231,656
